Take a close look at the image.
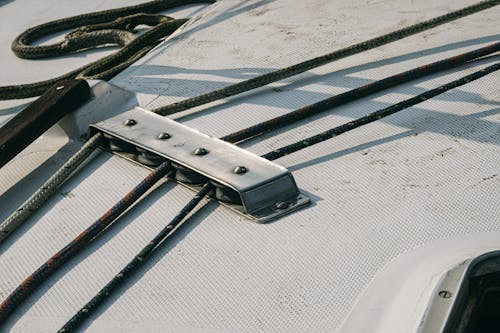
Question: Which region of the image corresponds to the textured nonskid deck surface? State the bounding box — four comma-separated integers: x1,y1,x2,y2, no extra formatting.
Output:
0,0,499,332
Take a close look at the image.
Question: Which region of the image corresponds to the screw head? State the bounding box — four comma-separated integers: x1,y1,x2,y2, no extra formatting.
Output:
194,147,208,156
124,119,137,126
233,166,247,174
275,201,290,210
438,290,452,299
158,132,171,140
56,85,65,90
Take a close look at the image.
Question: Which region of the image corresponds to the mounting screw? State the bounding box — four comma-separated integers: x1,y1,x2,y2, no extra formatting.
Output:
158,132,171,140
275,201,290,210
56,85,65,90
124,119,137,126
194,147,208,156
233,166,247,174
438,290,452,299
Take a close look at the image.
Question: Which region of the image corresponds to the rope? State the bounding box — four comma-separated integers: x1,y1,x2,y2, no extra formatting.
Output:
58,183,212,333
0,161,172,323
220,42,500,143
0,133,104,243
262,61,500,161
0,0,498,326
152,0,500,116
57,61,500,330
0,0,216,100
4,43,495,246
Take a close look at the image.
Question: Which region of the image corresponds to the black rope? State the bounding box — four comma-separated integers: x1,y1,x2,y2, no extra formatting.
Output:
262,62,500,161
152,0,500,116
59,61,500,331
220,42,500,144
58,183,213,332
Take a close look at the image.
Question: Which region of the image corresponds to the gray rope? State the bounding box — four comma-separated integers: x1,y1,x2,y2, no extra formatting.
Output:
152,0,500,116
0,133,104,244
0,0,216,100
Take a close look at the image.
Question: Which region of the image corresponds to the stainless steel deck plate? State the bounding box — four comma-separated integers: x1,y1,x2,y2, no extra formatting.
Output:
89,107,310,223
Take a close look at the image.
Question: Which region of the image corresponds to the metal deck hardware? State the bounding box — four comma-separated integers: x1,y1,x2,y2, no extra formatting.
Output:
89,107,310,223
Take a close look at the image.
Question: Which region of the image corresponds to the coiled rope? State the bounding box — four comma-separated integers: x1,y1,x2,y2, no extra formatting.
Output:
1,57,498,329
0,0,499,327
2,42,497,245
0,0,216,100
59,62,500,331
0,0,497,101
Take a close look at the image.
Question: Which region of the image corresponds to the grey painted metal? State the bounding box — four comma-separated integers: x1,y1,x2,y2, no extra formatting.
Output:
89,107,310,222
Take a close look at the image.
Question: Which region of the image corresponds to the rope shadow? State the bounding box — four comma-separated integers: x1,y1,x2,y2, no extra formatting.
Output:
73,200,219,332
131,36,500,136
0,172,177,331
0,148,109,253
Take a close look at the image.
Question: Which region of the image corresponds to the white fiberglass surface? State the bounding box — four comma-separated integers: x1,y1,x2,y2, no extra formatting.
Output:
0,1,499,332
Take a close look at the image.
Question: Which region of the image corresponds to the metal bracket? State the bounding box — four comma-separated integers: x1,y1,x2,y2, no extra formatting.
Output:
89,107,310,223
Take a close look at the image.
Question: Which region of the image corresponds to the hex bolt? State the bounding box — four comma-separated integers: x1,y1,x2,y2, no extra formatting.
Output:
438,290,452,299
124,119,137,127
275,201,290,210
158,132,171,140
194,147,208,156
233,166,247,174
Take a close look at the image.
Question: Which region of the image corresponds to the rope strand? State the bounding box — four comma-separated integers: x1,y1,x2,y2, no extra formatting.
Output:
152,0,500,116
57,61,500,330
0,162,172,323
262,62,500,161
221,42,500,143
58,183,212,332
0,133,104,244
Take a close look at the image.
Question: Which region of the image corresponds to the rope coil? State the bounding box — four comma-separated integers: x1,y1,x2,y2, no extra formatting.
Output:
0,0,499,329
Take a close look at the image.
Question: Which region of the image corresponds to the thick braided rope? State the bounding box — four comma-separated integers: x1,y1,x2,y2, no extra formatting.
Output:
59,182,212,332
58,60,500,330
0,0,216,100
0,18,188,100
153,0,500,116
0,133,104,244
12,0,215,59
262,61,500,161
221,42,500,143
0,161,172,324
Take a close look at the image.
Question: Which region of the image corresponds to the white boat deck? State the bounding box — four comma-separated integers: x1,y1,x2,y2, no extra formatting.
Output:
0,1,499,332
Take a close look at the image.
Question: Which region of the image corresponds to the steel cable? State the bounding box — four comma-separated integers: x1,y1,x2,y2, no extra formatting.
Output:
58,61,500,330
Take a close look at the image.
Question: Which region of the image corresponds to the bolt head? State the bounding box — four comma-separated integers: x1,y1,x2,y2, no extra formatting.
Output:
275,201,290,210
233,166,247,174
194,147,208,156
124,119,137,126
438,290,452,299
158,132,171,140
